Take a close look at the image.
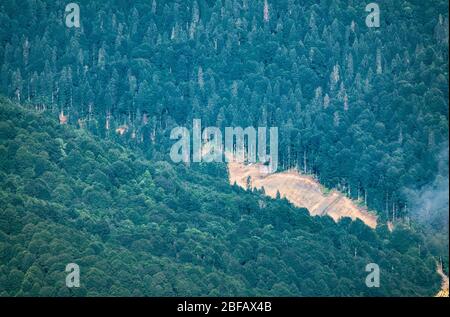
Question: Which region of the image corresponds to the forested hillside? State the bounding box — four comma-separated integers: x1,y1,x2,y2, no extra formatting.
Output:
0,0,448,296
0,0,448,223
0,98,442,296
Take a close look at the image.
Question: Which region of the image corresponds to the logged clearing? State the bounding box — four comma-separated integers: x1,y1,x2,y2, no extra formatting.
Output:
228,161,378,229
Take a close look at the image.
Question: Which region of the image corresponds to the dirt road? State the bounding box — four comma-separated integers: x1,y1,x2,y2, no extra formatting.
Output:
436,262,449,297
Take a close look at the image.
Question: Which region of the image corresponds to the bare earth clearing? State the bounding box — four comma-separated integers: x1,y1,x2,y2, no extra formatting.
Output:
228,161,378,229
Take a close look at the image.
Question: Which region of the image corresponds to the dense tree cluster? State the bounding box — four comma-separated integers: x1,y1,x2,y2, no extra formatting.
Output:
0,98,442,296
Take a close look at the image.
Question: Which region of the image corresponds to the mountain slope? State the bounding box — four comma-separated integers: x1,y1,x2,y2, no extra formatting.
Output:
0,0,447,221
0,97,442,296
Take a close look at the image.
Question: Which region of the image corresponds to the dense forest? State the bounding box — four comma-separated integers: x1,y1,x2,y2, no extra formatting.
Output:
0,0,448,296
0,0,448,221
0,97,443,295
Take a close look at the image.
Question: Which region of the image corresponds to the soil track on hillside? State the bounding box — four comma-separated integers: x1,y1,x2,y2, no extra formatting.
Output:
436,263,449,297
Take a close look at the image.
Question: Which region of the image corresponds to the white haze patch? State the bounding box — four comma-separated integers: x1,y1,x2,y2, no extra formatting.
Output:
404,143,449,231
